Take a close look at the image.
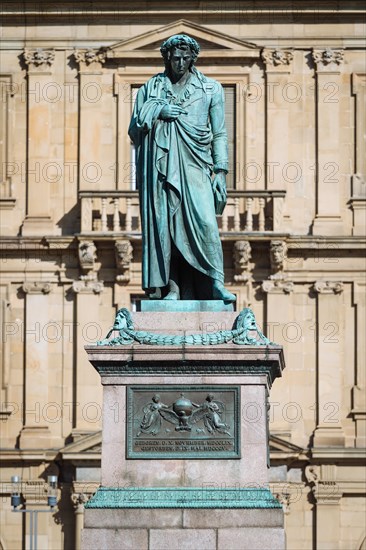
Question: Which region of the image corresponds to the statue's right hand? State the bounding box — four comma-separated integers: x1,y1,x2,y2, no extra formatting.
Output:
159,105,187,121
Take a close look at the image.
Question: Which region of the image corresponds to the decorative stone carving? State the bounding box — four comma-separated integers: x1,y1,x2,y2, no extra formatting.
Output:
274,489,291,515
312,48,344,66
22,282,52,294
73,48,106,66
72,280,104,294
71,491,88,511
23,48,55,67
305,465,341,504
261,48,293,66
115,240,133,283
233,240,251,283
313,281,344,294
270,240,288,273
78,240,97,269
77,240,99,281
262,279,294,294
98,307,273,347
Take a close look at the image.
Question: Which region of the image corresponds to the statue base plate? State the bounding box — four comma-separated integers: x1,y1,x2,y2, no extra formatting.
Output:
140,300,235,312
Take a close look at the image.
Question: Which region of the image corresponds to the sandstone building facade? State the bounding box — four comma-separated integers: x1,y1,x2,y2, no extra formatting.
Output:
0,2,365,549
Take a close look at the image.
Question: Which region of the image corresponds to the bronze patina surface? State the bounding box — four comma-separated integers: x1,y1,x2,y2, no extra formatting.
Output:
127,386,240,459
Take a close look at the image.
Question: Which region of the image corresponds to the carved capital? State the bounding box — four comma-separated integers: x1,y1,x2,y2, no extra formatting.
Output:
23,48,55,68
313,281,344,295
72,280,104,294
261,48,293,67
262,279,294,294
115,240,133,283
305,465,341,504
22,281,52,294
312,48,344,67
274,489,291,515
71,491,88,512
71,481,99,511
73,48,106,66
233,240,251,283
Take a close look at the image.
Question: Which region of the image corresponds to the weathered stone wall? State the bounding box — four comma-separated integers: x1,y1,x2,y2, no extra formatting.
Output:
0,3,365,549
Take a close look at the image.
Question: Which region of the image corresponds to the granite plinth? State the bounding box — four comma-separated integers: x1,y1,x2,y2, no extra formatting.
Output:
82,507,285,550
82,309,285,550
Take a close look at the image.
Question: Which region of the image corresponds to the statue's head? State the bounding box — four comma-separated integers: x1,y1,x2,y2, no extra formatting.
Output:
152,394,160,403
114,308,134,330
160,34,200,75
236,308,257,331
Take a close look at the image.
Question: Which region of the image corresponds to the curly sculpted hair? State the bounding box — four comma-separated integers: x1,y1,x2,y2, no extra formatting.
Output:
160,34,200,69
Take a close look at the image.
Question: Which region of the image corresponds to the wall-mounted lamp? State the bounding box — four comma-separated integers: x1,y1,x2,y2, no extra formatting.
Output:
11,474,58,550
47,475,58,508
11,475,21,509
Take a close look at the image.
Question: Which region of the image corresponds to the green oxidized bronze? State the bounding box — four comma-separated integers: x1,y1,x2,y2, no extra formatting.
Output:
85,487,282,510
127,386,240,459
97,307,273,346
128,34,235,302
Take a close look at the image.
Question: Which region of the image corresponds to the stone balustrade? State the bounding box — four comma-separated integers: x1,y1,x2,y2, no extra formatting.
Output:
79,190,286,234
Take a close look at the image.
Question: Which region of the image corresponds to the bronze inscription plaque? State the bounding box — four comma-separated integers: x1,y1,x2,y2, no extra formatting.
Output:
127,386,240,459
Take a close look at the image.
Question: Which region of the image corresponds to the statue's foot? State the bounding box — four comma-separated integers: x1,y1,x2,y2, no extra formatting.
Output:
212,281,236,302
164,291,180,300
164,279,180,300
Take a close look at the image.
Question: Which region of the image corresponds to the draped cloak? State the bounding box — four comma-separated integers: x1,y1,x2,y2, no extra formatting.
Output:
128,68,229,291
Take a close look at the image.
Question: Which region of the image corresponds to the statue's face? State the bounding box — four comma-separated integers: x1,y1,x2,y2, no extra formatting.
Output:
169,47,193,78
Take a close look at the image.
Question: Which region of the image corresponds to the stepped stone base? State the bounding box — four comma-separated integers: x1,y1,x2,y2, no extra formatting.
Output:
82,508,285,550
82,306,285,550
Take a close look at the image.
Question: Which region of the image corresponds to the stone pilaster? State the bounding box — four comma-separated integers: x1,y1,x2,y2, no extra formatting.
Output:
72,482,98,550
312,281,345,446
306,465,342,550
21,49,56,235
350,74,366,235
311,49,345,235
19,282,53,448
261,49,293,191
73,49,112,190
71,280,103,430
261,276,293,419
351,282,366,447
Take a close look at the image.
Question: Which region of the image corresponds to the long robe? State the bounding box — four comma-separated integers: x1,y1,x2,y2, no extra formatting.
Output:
128,68,228,291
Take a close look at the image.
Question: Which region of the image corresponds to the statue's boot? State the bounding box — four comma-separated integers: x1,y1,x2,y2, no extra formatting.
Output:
212,280,236,302
164,279,180,300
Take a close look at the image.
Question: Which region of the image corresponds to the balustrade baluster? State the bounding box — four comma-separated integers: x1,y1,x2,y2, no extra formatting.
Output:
126,198,132,231
245,197,253,231
113,198,120,232
258,197,265,232
101,198,108,231
234,198,240,231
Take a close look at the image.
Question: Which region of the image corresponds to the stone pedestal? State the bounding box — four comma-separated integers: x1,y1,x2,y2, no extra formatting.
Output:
82,307,286,550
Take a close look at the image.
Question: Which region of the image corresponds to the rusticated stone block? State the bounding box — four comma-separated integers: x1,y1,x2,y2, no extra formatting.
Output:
183,508,284,529
84,509,183,529
149,529,216,550
218,527,285,550
81,528,148,549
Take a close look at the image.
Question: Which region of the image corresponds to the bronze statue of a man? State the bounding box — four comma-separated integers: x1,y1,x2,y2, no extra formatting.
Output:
129,34,235,302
